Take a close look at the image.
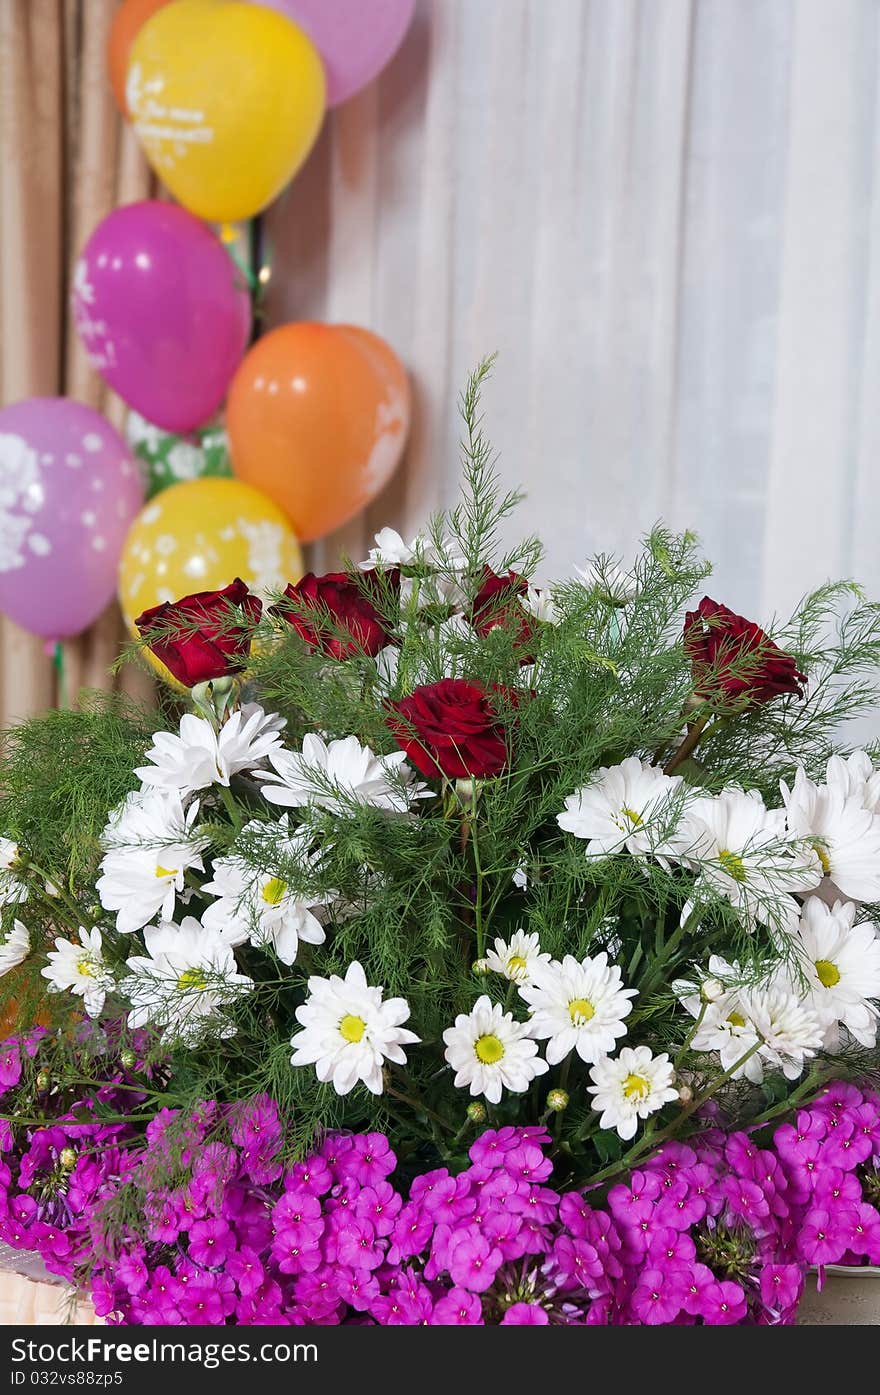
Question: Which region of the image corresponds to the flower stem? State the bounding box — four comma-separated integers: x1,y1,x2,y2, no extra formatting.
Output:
664,716,709,775
386,1082,455,1135
217,782,243,833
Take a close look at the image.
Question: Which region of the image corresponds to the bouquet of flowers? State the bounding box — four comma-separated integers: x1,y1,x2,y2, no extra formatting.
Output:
2,364,880,1323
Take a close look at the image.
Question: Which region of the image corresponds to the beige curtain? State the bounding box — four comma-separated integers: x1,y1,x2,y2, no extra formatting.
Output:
0,0,155,725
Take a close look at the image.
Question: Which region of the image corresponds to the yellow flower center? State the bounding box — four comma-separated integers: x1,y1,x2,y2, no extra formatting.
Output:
623,1073,650,1101
568,998,595,1025
507,955,528,975
621,806,643,827
176,968,207,993
815,958,841,988
77,956,97,979
727,1010,747,1028
261,877,288,906
718,849,747,882
474,1033,505,1064
155,864,177,879
812,840,832,876
339,1014,367,1044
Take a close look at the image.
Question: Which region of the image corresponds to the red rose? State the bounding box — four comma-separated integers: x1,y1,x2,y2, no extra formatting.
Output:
273,572,396,660
683,596,806,705
387,678,512,779
470,567,536,660
135,579,261,688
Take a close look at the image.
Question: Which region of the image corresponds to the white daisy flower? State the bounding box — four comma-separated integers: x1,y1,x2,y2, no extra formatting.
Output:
261,732,429,817
0,838,28,906
781,767,880,903
792,896,880,1048
41,926,114,1018
290,960,419,1096
121,917,253,1046
557,757,688,862
0,919,30,976
739,981,824,1081
202,815,327,965
519,952,637,1064
136,705,286,799
519,586,561,626
587,1046,678,1140
485,930,551,985
683,787,821,931
676,956,766,1083
97,788,209,934
825,750,880,815
442,995,549,1103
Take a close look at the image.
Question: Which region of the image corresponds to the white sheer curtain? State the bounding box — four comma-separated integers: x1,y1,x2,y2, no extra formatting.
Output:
265,0,880,628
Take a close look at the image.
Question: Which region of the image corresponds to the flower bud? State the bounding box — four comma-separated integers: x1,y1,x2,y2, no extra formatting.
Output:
546,1088,569,1113
466,1102,487,1125
59,1148,76,1170
471,959,491,976
677,1084,694,1105
701,977,725,1004
35,1070,50,1092
119,1049,136,1070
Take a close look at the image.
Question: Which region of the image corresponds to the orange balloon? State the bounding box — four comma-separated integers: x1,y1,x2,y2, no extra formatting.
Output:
226,322,410,543
107,0,174,115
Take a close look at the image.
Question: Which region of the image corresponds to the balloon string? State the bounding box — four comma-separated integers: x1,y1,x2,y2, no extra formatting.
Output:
51,641,68,712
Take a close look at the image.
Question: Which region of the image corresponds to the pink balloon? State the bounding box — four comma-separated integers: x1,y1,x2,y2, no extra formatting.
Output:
72,201,251,434
0,398,144,639
257,0,415,107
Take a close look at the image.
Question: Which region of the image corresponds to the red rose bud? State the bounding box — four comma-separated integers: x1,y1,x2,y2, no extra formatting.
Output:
387,678,512,780
683,596,806,706
273,572,396,660
470,566,536,661
135,579,262,688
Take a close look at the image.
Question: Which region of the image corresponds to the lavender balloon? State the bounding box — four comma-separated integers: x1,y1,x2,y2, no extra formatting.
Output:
72,201,251,434
257,0,415,107
0,398,144,639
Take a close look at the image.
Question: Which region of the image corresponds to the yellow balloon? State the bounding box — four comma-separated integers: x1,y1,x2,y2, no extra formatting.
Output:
127,0,326,223
119,478,303,682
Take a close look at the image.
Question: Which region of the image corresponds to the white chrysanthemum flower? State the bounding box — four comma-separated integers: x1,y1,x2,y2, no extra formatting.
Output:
360,528,468,608
261,732,429,817
136,705,286,799
675,955,766,1083
825,750,880,815
97,788,209,934
41,927,114,1019
739,982,824,1081
0,838,28,906
792,896,880,1048
443,995,549,1103
485,930,551,985
557,757,688,862
519,952,637,1064
121,917,253,1046
202,815,327,965
290,960,419,1096
683,787,821,931
519,586,560,626
574,560,638,605
587,1046,678,1140
0,919,29,976
781,768,880,903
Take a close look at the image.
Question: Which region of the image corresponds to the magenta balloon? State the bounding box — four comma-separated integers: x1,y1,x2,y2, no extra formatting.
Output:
72,201,251,434
256,0,415,107
0,398,144,639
